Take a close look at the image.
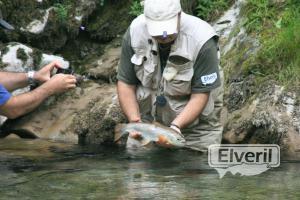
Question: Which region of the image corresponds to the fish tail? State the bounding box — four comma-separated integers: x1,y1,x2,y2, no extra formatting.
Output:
114,123,126,142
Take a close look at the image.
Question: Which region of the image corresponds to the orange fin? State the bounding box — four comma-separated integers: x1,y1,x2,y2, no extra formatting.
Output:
158,135,168,144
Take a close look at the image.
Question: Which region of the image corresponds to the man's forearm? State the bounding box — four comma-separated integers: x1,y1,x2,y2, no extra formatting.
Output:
117,81,141,122
0,85,52,119
171,93,209,129
0,72,29,91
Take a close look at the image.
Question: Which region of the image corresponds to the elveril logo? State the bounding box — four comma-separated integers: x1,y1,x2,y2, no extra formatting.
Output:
208,144,280,178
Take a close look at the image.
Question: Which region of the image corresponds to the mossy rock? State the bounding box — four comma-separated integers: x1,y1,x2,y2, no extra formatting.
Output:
87,0,132,43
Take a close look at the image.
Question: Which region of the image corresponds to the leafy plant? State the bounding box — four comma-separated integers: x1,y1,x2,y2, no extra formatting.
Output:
196,0,232,21
241,0,277,33
245,1,300,87
53,3,70,23
129,0,143,17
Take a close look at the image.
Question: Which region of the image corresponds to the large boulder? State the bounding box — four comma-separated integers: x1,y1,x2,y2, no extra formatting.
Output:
0,42,69,71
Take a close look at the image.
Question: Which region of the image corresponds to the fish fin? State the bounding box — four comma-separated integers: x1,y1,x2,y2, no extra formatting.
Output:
158,135,168,144
114,123,126,142
141,139,151,146
157,135,172,148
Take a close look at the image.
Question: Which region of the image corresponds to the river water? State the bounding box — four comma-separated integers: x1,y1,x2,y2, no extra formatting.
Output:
1,138,300,200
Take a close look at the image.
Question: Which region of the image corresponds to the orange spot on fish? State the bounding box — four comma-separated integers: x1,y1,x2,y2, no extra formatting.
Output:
158,135,167,143
158,135,172,147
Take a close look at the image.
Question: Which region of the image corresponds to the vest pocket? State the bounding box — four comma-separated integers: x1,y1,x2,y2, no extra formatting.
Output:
164,62,194,96
131,53,156,88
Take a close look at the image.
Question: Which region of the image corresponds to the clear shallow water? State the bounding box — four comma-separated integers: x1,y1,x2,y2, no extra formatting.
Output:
1,138,300,200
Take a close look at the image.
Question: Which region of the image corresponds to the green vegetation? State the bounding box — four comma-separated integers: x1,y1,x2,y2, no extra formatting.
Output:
53,3,70,23
128,0,233,20
196,0,234,21
241,0,277,33
129,0,143,17
241,0,300,87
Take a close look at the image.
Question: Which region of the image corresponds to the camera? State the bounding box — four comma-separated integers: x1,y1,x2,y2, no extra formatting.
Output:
56,67,74,75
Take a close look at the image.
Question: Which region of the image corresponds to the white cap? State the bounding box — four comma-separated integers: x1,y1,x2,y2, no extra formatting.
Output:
144,0,181,36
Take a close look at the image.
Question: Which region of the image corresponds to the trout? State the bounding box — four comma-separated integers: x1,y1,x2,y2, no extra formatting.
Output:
114,123,186,148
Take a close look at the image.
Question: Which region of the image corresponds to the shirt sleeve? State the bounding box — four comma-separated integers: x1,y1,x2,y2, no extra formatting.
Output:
117,28,140,85
0,84,11,106
191,37,221,93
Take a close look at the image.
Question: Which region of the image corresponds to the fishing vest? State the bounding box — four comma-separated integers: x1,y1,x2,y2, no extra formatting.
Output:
129,12,219,127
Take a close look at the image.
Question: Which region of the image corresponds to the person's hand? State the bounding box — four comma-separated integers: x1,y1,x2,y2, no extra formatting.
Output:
34,60,62,83
40,73,77,95
128,119,142,140
129,131,142,140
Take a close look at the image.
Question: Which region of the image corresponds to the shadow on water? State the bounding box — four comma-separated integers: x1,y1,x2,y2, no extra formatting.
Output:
1,138,300,199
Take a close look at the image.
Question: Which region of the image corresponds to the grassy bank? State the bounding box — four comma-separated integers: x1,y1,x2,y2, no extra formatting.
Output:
242,0,300,88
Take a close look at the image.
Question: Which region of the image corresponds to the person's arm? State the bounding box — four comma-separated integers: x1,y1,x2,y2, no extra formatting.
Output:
171,93,209,129
0,61,63,92
117,81,141,123
117,28,141,123
0,74,76,119
0,72,28,92
171,37,221,129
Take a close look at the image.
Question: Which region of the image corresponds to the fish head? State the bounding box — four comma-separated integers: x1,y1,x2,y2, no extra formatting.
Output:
171,133,186,147
157,133,186,148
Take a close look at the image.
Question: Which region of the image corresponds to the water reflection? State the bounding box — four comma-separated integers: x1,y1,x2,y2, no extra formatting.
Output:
1,138,300,199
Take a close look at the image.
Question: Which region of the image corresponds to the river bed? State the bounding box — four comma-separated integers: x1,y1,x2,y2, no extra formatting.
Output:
1,138,300,200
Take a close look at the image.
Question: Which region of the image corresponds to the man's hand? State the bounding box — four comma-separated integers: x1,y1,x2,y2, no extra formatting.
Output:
0,66,76,119
34,60,63,83
129,131,142,140
40,74,77,95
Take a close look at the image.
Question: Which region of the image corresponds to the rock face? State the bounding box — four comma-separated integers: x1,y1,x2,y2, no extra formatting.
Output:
0,0,99,51
85,46,121,83
223,83,300,153
86,0,133,43
0,82,125,144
